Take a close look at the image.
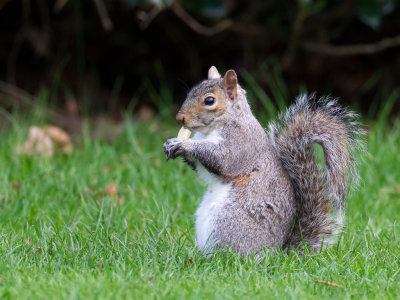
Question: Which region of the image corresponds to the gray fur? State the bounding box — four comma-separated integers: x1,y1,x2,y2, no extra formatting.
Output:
163,76,363,256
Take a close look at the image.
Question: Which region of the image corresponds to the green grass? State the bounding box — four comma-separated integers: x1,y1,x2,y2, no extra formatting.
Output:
0,111,399,299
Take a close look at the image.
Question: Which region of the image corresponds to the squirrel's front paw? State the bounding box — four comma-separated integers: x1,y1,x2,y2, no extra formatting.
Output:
163,138,187,160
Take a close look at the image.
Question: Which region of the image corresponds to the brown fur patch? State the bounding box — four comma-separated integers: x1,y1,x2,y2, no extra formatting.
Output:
177,85,229,127
193,88,227,116
231,166,262,187
233,175,250,186
213,88,228,113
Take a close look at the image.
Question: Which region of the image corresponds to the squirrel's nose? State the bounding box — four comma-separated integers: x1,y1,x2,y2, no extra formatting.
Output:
176,112,185,125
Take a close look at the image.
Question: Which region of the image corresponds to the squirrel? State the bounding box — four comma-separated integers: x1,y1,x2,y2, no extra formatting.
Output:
163,66,363,256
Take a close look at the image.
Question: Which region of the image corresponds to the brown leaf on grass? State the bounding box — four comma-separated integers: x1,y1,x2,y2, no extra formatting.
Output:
317,280,345,289
12,182,21,190
96,260,103,271
0,277,5,281
184,258,193,266
105,184,118,196
16,125,73,156
35,247,42,252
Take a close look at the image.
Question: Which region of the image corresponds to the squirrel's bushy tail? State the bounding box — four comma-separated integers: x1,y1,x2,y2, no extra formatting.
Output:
269,94,364,251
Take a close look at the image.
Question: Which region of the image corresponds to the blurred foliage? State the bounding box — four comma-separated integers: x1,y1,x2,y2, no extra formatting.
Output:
356,0,397,29
0,0,399,119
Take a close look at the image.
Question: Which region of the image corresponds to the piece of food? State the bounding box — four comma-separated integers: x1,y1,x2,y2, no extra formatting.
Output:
177,127,192,139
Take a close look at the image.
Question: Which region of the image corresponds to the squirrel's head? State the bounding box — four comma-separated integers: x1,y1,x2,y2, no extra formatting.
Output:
176,66,246,133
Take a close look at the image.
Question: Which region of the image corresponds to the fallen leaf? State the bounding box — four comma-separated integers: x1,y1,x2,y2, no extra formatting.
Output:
35,247,42,252
184,258,193,266
12,182,21,190
96,260,103,270
105,184,118,196
0,277,5,281
317,280,345,289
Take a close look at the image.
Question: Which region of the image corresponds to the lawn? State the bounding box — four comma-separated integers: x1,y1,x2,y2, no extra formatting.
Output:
0,110,399,299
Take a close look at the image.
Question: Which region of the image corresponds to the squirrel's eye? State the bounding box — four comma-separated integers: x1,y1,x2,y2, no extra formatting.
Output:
204,96,215,106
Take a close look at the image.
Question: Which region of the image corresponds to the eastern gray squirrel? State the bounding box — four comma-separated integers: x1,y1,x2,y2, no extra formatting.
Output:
163,66,363,256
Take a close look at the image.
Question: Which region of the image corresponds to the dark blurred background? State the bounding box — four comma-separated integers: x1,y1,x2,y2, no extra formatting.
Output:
1,0,399,123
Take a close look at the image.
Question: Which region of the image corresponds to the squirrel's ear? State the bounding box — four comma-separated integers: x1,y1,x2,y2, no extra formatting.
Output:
208,66,221,79
223,69,238,101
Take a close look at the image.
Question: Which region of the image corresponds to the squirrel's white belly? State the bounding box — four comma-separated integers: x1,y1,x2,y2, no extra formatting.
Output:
195,164,231,251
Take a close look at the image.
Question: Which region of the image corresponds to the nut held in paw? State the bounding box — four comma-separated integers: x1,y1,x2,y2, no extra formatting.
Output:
177,127,191,139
